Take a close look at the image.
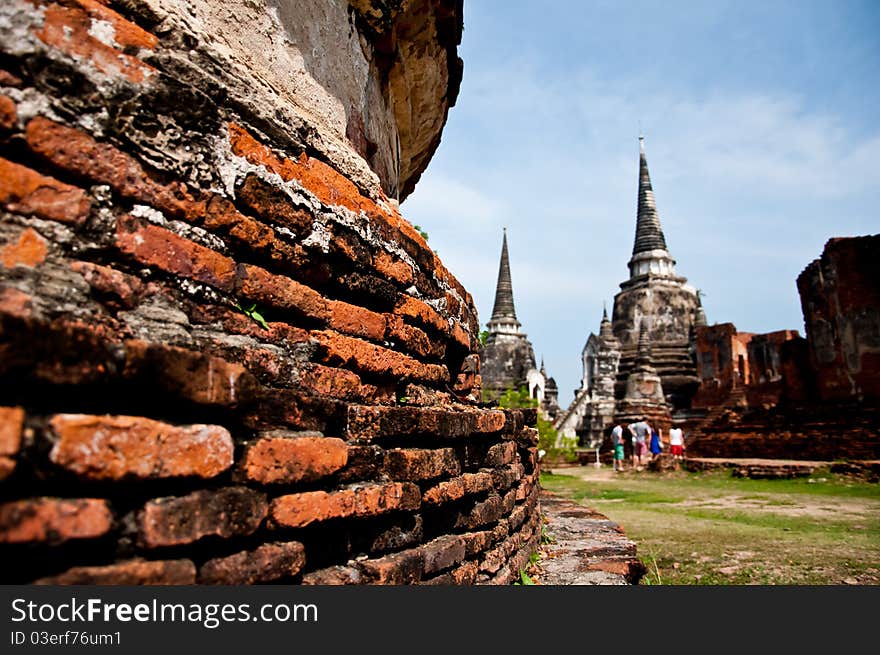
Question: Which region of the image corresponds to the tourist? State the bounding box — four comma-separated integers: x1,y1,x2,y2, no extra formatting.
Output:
628,418,650,470
669,423,686,468
611,423,626,472
649,423,663,463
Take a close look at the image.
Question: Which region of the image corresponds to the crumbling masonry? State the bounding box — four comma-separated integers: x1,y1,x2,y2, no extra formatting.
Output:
0,0,542,584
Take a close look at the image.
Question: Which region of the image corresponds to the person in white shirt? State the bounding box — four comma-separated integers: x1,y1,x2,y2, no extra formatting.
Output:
668,424,685,464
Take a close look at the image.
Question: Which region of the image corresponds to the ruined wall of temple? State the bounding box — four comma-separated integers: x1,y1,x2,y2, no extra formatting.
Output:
0,0,542,585
797,235,880,404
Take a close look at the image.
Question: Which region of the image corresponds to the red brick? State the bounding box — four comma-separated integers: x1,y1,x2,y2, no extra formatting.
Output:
236,174,314,234
329,300,387,341
116,216,236,292
269,482,420,528
345,405,487,441
299,365,365,399
383,448,460,481
70,261,145,308
454,494,505,530
35,559,195,585
203,195,303,266
485,441,517,467
0,287,33,320
0,498,112,544
0,457,15,479
0,70,21,87
238,264,330,320
422,534,466,575
356,547,424,585
26,117,201,221
374,250,413,285
48,414,233,481
422,471,494,506
124,340,257,407
394,295,448,336
0,157,91,224
241,433,348,485
199,541,306,584
0,227,47,269
301,565,363,585
422,560,479,585
0,95,16,130
462,529,495,558
314,331,448,384
0,406,24,456
69,0,159,50
34,3,156,83
138,487,267,548
385,315,441,359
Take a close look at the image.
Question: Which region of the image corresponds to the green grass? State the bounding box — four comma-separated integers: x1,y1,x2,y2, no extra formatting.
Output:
541,468,880,585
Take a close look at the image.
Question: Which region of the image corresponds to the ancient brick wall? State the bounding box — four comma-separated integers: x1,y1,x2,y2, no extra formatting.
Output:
797,235,880,404
0,0,542,584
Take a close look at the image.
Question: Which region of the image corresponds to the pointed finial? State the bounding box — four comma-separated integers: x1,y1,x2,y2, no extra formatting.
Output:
602,301,608,320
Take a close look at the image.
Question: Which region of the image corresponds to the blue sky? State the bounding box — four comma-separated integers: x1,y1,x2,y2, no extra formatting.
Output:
402,0,880,403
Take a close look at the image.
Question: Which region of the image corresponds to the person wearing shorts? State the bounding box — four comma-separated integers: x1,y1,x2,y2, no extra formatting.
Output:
610,423,625,471
628,418,650,470
614,441,626,471
669,424,685,464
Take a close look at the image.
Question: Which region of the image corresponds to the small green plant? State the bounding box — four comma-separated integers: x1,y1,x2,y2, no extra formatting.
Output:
397,395,409,405
479,330,489,347
540,523,555,545
235,301,269,330
413,224,429,241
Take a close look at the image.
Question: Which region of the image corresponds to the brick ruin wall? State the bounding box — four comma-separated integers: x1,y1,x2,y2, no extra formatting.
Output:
0,0,543,584
687,235,880,461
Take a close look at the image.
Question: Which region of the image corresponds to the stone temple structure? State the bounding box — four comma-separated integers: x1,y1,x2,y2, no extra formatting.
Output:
557,136,704,446
480,230,556,417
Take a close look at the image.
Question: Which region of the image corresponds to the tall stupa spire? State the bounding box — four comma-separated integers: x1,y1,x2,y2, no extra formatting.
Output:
487,229,522,334
627,136,676,279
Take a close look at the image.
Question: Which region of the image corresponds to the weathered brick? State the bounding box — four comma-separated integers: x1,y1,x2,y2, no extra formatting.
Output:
0,286,32,321
301,565,362,585
138,487,267,548
0,406,24,456
454,494,505,530
0,227,48,269
516,426,539,447
124,340,257,407
70,261,145,308
116,216,236,292
421,560,479,585
299,365,367,400
236,174,314,234
356,547,423,585
484,441,517,467
269,482,420,528
336,444,383,483
26,117,200,221
422,471,494,506
0,498,112,544
199,541,306,584
241,432,348,485
48,414,233,481
238,264,330,321
203,195,304,267
490,463,524,491
345,405,480,442
0,95,16,130
383,448,460,481
422,534,466,575
329,300,387,341
461,529,495,558
0,157,91,224
374,250,413,285
33,2,156,83
36,559,195,585
394,295,448,336
314,332,448,385
0,457,15,480
385,316,442,359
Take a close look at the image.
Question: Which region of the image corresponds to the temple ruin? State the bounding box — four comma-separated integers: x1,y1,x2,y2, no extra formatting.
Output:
557,136,704,446
479,230,558,419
